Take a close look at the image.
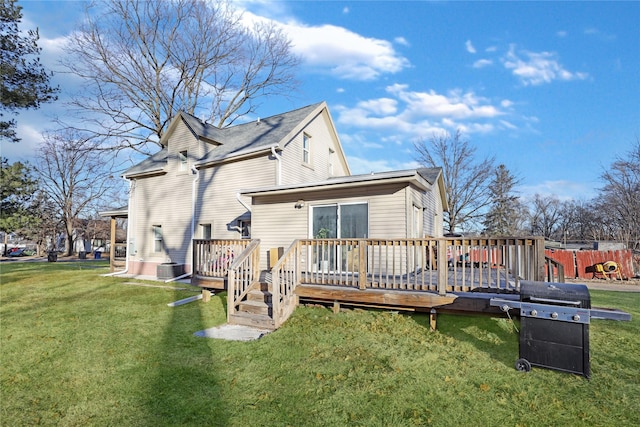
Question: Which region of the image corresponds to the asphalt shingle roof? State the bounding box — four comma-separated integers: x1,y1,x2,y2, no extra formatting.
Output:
124,103,323,177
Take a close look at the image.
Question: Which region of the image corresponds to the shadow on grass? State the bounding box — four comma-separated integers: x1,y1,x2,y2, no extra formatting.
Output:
139,287,231,425
423,312,520,369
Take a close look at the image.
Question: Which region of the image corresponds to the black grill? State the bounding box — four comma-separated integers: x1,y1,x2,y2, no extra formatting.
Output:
490,281,631,378
518,282,591,378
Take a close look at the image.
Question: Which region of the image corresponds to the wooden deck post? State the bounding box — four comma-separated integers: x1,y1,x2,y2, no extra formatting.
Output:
429,308,437,331
109,217,116,272
437,239,447,295
358,241,367,290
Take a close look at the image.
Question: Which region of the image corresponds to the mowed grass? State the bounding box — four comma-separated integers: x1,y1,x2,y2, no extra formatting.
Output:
1,261,638,426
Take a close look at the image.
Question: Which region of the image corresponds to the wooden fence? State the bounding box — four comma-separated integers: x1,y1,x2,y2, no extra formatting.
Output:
545,249,634,279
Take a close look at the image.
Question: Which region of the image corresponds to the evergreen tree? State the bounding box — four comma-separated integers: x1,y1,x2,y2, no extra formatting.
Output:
1,0,58,142
483,164,525,236
0,157,38,254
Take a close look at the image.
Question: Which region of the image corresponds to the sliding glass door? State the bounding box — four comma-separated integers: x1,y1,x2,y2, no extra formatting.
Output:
311,203,368,272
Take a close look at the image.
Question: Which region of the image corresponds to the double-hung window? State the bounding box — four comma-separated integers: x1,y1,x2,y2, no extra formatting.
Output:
302,133,311,164
152,225,162,252
178,150,188,172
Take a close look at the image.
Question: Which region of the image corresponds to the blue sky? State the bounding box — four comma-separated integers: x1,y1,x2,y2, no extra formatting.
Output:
4,0,639,202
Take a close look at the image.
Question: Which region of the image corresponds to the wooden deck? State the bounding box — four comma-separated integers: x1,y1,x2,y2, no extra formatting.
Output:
192,237,548,329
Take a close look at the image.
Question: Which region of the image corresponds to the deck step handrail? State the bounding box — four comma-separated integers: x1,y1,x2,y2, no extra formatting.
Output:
271,240,301,328
545,255,566,283
227,239,261,321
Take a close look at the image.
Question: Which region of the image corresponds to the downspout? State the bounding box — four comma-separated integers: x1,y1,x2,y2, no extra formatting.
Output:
271,146,281,186
191,165,200,242
189,165,200,275
105,178,133,276
236,192,252,213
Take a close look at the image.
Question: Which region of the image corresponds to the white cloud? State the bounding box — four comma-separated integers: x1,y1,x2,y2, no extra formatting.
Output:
386,84,503,120
519,180,593,201
557,30,568,38
500,99,514,108
502,44,589,86
250,13,409,81
342,7,349,14
465,40,476,54
347,155,421,175
394,36,410,47
335,84,509,144
473,59,493,68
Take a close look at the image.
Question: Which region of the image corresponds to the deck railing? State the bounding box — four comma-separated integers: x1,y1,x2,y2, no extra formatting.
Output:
192,239,251,279
227,239,261,321
271,241,302,328
545,255,565,283
191,236,546,327
296,237,545,294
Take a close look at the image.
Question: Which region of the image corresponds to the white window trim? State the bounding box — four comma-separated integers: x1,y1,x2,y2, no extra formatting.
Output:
302,133,311,165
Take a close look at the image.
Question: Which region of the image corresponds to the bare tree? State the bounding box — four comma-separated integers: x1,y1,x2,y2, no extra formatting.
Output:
599,138,640,250
527,194,564,239
35,130,119,255
61,0,299,155
414,129,495,232
482,164,526,235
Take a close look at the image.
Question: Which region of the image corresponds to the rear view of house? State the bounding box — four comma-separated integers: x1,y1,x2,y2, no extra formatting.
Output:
121,102,351,276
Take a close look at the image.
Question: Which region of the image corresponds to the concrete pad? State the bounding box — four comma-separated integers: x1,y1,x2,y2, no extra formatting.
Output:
194,324,271,341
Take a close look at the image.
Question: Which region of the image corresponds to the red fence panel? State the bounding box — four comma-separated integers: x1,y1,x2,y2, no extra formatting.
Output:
575,250,634,279
545,249,576,278
545,249,634,280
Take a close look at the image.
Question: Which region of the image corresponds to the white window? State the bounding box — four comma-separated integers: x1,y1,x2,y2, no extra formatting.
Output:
152,225,162,252
200,223,211,240
239,220,251,239
302,133,311,164
178,150,188,171
413,205,422,238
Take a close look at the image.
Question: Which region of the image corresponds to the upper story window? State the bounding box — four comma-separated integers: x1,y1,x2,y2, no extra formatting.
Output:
178,150,188,172
302,133,311,164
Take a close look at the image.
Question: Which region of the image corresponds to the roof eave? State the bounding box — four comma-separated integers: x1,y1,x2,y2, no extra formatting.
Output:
241,170,426,197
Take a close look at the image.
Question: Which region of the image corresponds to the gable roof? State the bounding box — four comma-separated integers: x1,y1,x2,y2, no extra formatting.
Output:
123,102,330,177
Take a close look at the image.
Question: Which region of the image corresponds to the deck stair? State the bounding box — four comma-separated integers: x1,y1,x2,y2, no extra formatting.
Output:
229,281,276,330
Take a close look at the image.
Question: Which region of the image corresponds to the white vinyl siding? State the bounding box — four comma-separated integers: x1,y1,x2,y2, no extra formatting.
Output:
280,110,349,185
196,155,274,239
250,183,408,270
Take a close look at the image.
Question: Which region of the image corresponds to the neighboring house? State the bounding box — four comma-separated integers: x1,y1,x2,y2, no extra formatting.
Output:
120,102,352,276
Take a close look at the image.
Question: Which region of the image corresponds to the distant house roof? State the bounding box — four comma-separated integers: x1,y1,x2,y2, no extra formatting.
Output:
240,167,449,211
123,102,325,178
99,206,129,218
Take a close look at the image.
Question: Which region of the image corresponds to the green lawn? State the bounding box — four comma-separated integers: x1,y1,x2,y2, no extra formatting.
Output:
1,261,638,426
